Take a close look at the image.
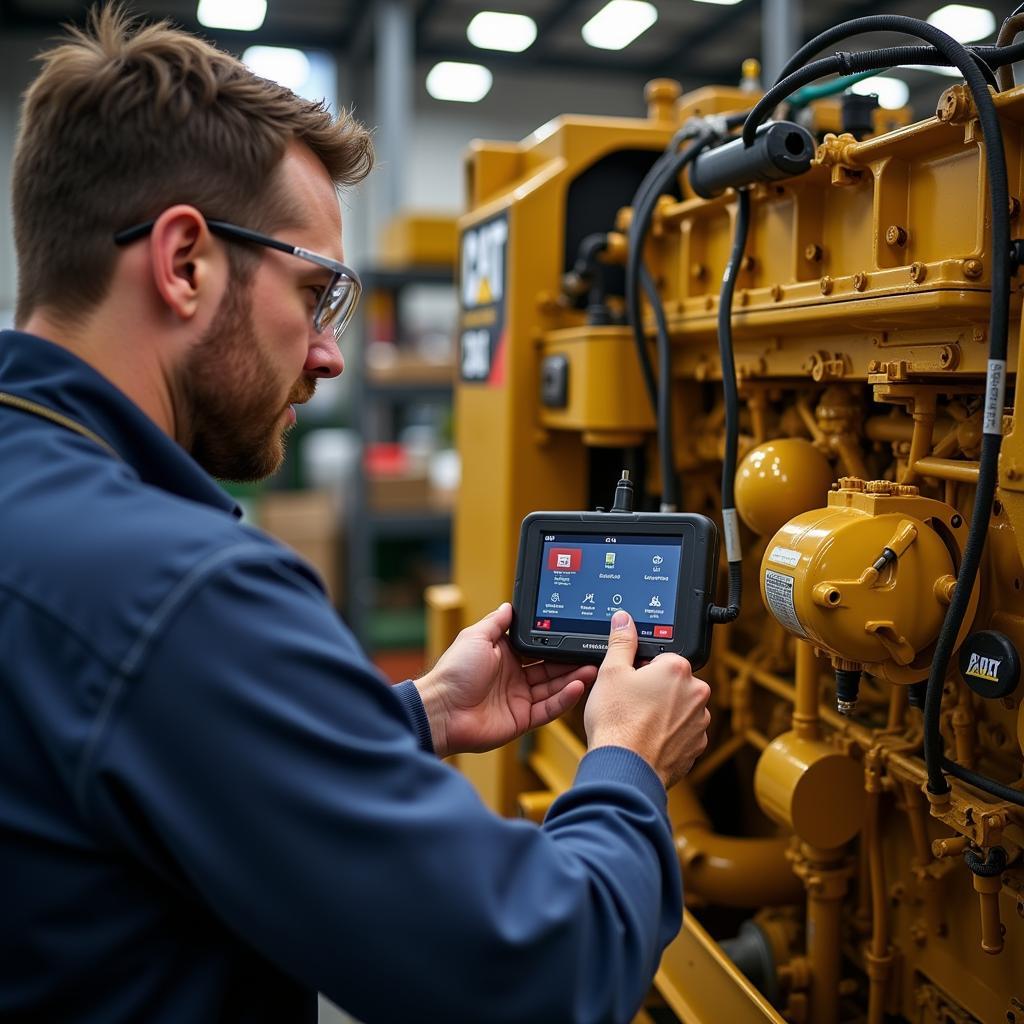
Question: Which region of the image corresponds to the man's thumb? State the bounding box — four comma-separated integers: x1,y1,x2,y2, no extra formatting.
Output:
603,610,637,666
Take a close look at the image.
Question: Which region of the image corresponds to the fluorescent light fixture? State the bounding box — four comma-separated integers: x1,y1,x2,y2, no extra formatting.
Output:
425,62,493,102
927,4,996,42
691,0,743,7
197,0,267,31
467,11,537,52
850,75,910,110
242,46,310,91
581,0,658,51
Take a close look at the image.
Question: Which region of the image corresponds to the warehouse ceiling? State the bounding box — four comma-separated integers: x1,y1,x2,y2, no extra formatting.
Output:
0,0,1010,98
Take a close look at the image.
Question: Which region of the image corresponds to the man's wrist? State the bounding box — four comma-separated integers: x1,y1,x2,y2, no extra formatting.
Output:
413,672,450,758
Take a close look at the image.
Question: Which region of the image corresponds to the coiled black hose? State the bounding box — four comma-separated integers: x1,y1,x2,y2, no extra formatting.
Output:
963,845,1008,877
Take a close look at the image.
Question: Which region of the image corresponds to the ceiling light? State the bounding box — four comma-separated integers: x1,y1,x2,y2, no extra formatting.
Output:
467,11,537,52
242,46,310,91
426,62,493,103
197,0,267,31
581,0,658,51
691,0,743,7
850,76,910,110
926,4,996,42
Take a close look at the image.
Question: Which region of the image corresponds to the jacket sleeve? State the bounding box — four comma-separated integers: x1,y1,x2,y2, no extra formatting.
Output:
78,551,682,1024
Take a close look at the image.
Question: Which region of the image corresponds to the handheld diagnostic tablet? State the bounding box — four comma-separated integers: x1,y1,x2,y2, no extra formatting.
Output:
510,489,719,668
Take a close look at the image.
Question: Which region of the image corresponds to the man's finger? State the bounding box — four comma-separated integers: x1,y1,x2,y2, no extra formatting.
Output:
524,659,597,687
473,602,513,642
600,610,637,670
528,664,597,701
529,679,586,730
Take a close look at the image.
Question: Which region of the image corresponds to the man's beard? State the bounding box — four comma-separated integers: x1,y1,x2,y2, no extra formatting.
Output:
180,283,314,482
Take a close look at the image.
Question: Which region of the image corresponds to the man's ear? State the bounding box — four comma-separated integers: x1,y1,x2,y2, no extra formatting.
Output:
147,206,227,321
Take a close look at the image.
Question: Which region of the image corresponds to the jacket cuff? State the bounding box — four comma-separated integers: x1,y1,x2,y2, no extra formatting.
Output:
574,747,666,809
392,680,436,755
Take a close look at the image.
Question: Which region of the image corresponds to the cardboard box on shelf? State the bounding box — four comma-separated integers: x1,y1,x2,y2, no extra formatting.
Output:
368,472,432,512
257,489,342,602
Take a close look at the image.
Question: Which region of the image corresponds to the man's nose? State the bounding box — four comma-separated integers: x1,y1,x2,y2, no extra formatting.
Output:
304,333,344,378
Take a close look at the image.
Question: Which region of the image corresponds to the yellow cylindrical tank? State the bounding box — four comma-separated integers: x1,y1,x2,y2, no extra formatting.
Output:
735,438,834,537
754,731,865,848
758,480,958,679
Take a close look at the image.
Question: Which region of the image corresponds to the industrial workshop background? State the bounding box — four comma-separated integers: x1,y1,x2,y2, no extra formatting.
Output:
3,1,1024,1023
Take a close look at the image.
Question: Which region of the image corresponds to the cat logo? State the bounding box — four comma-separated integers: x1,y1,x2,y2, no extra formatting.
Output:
965,652,1001,684
459,212,509,383
461,217,508,310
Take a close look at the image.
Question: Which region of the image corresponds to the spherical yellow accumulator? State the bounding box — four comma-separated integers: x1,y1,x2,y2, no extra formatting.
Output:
734,438,835,537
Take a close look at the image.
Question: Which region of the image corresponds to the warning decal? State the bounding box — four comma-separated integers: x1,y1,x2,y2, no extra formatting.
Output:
764,570,808,638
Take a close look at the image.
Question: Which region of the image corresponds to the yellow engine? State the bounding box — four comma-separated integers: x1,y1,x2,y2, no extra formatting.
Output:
428,24,1024,1024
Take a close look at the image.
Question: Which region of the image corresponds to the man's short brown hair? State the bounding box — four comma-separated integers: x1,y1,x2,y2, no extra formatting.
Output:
12,4,373,325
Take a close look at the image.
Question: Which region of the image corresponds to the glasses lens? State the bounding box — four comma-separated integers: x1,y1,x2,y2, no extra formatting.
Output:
315,273,361,339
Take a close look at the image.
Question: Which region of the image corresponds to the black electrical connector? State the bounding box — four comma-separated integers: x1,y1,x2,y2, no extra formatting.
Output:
609,470,635,514
835,668,862,716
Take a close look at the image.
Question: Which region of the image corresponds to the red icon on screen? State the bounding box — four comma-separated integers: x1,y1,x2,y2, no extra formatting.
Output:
547,548,582,572
535,619,552,630
654,626,674,639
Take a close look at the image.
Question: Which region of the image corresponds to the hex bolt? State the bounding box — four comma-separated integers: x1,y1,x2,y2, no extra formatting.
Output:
910,262,927,283
820,275,834,295
854,272,868,291
964,258,984,279
771,284,783,302
886,224,908,246
804,243,823,262
740,255,756,273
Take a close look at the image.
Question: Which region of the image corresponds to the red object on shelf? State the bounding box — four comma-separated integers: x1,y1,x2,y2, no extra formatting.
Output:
365,442,409,476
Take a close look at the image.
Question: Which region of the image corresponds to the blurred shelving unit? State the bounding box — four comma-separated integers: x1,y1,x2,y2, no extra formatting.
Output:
345,215,458,653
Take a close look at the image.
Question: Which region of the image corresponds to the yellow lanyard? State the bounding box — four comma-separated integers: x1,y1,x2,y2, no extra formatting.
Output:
0,391,121,461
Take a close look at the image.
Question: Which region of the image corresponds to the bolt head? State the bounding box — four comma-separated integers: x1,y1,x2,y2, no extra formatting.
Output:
820,275,834,295
886,225,907,246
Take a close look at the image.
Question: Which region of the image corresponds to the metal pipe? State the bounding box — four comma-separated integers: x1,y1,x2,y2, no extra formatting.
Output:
900,393,937,486
973,871,1005,954
801,845,848,1024
864,753,892,1024
901,780,946,939
952,679,977,768
911,456,980,484
670,782,804,907
794,640,822,741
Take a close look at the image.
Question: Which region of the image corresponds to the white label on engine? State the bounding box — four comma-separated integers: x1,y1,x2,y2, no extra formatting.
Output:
722,509,742,563
983,358,1006,435
764,570,808,638
768,545,801,568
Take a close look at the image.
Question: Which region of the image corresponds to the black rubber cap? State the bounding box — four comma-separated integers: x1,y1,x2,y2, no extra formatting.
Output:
958,630,1020,699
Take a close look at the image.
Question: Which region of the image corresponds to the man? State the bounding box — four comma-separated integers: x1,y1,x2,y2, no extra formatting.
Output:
0,8,711,1023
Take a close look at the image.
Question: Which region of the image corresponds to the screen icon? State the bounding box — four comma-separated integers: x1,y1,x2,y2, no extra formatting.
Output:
652,554,663,565
649,596,661,608
654,625,673,639
604,552,616,568
612,594,622,605
550,592,561,604
547,548,582,572
583,593,595,604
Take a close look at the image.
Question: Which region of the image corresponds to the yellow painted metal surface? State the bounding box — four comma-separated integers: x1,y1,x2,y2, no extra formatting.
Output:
435,78,1024,1023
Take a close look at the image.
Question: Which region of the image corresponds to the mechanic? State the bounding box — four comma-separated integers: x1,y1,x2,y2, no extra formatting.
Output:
0,8,712,1023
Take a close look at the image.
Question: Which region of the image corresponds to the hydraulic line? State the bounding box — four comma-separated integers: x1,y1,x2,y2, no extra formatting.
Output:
745,15,1015,804
708,187,750,624
639,265,677,511
627,129,714,414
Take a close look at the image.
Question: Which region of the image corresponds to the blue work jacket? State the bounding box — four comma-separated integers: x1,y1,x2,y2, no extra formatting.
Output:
0,329,681,1023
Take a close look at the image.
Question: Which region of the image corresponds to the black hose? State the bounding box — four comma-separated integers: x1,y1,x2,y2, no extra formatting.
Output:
774,20,1000,87
639,265,677,511
746,15,1011,801
963,845,1008,876
707,187,750,624
944,760,1024,808
627,130,715,413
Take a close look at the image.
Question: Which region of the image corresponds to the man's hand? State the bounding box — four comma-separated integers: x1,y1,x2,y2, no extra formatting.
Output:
585,610,711,789
415,603,597,758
